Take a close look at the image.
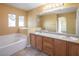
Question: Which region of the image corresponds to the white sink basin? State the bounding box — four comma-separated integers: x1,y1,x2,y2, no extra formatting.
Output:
68,37,78,41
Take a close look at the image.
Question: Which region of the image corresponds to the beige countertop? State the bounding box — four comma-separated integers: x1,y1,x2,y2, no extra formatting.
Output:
31,32,79,44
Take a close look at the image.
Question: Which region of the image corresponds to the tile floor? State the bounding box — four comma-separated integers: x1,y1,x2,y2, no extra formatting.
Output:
12,47,48,56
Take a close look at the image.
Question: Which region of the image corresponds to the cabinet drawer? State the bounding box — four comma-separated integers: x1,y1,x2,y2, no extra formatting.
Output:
43,42,53,48
43,45,53,55
43,37,53,44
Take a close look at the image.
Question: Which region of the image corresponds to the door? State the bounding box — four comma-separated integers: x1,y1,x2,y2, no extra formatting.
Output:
67,42,77,56
30,34,36,48
54,39,67,56
76,44,79,56
36,35,43,51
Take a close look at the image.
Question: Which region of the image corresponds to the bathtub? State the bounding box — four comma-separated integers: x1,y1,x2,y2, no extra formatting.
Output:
0,33,27,56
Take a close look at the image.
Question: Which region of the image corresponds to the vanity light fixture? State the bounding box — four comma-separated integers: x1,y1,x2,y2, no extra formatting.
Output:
43,3,64,10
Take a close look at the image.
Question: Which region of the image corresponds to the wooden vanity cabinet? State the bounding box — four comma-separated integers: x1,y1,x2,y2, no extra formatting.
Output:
54,39,67,56
35,35,43,51
30,33,79,56
42,37,54,55
30,34,36,48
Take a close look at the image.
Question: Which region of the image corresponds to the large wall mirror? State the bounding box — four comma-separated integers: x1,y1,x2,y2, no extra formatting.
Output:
37,6,79,35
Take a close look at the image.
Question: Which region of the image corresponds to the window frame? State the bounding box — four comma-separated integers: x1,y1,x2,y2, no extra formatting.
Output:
8,14,16,27
18,16,25,27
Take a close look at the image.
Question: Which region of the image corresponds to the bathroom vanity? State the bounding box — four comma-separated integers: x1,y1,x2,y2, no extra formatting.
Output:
30,32,79,56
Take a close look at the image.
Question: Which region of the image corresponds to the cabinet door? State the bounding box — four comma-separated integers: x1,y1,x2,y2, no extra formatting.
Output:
43,37,54,56
30,34,36,48
67,42,77,56
54,39,67,56
76,44,79,56
36,35,43,51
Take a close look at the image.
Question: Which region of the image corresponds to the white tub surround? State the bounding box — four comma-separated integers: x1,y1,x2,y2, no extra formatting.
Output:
0,33,27,56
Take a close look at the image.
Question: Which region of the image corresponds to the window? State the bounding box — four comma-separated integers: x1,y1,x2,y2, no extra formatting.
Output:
19,16,24,27
57,17,67,33
8,14,16,27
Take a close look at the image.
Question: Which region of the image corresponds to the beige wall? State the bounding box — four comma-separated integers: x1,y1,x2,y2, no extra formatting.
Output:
0,4,28,35
64,3,79,7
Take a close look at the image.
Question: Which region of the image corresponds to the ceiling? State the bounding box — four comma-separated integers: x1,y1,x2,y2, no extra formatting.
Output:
39,6,77,16
6,3,45,11
52,7,77,14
